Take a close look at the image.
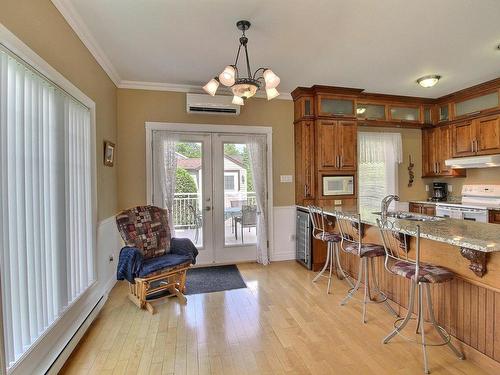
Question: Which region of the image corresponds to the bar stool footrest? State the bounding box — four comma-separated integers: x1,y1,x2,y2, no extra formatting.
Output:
391,317,453,347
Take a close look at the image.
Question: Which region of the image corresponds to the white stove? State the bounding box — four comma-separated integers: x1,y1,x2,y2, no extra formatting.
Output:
435,185,500,223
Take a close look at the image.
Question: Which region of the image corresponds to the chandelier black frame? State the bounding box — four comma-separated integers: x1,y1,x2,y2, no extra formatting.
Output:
203,20,280,105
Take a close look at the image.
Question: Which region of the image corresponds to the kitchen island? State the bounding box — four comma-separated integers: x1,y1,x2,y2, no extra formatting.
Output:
298,205,500,365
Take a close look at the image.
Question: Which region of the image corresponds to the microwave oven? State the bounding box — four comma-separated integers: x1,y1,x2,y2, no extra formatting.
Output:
323,175,354,196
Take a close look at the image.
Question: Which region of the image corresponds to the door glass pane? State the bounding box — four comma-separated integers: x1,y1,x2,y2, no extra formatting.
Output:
424,107,432,123
455,92,499,116
321,98,354,116
223,143,257,245
304,98,311,116
356,103,385,119
439,105,449,121
173,141,203,246
390,106,419,121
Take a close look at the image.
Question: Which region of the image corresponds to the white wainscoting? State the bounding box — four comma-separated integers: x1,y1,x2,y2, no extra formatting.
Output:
96,216,123,295
271,206,296,261
45,216,122,375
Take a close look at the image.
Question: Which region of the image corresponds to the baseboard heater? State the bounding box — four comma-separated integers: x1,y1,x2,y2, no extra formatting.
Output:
46,295,107,374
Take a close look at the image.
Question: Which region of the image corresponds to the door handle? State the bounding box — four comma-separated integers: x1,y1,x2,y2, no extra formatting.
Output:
205,206,212,211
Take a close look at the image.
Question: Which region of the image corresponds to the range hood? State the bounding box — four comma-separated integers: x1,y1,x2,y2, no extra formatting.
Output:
445,154,500,169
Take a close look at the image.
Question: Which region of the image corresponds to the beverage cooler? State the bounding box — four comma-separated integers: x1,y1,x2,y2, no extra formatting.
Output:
296,207,312,269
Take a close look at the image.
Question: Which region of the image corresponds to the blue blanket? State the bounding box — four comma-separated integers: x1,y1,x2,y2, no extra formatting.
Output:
117,238,198,283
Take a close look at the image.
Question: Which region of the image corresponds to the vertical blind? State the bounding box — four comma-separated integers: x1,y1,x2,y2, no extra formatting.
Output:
358,132,402,211
0,47,95,368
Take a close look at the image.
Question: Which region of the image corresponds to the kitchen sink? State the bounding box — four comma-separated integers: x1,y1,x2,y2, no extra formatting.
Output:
373,211,443,222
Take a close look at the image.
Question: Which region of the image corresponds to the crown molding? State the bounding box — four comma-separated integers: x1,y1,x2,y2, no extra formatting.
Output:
51,0,121,86
52,1,292,100
118,80,292,100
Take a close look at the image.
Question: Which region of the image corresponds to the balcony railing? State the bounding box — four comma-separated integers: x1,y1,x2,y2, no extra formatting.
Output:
173,192,256,229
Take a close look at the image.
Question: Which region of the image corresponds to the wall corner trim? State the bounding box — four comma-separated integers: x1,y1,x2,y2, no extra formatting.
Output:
50,0,122,86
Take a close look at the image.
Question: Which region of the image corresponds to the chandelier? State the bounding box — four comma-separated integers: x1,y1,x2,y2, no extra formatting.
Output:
203,20,280,105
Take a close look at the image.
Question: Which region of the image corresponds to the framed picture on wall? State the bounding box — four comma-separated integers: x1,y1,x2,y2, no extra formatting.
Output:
104,140,115,167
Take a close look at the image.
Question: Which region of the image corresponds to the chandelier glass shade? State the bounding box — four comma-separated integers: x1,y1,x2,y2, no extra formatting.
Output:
203,20,280,104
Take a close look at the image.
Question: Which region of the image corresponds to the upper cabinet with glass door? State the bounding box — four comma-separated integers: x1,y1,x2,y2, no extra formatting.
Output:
454,91,500,118
294,96,314,120
318,96,355,117
356,103,386,120
388,105,421,123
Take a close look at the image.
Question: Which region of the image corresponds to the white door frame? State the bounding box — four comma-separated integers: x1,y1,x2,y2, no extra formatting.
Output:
145,122,274,261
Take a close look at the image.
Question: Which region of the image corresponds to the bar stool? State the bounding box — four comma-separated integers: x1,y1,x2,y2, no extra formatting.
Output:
376,219,464,374
308,206,353,294
336,214,398,323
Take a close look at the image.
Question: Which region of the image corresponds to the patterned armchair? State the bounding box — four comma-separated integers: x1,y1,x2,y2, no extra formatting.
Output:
115,205,198,313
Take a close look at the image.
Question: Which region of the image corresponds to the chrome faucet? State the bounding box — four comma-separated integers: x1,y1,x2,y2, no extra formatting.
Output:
381,194,400,220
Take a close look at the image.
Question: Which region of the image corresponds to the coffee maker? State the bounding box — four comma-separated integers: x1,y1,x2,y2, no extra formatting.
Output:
431,182,448,202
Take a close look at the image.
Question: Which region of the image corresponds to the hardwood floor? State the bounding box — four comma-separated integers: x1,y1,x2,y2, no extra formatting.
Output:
60,261,496,375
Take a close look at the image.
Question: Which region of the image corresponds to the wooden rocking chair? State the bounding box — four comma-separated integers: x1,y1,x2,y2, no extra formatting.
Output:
115,205,197,313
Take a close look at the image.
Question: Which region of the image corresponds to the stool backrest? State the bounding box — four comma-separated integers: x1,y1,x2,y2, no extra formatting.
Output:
336,214,363,256
308,206,327,239
376,218,421,276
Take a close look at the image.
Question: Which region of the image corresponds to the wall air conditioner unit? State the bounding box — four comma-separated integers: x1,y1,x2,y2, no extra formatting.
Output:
186,93,240,115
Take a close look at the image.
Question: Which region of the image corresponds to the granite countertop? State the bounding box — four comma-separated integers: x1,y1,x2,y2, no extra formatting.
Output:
297,205,500,252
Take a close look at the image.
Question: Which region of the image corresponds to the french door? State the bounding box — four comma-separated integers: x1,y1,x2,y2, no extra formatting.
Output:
151,130,267,265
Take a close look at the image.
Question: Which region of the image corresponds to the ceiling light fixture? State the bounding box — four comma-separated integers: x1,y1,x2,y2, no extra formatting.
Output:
417,74,441,88
203,20,281,105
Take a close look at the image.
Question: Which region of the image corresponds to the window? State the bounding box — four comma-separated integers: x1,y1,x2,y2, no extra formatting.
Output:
0,46,95,368
358,132,402,214
224,174,236,190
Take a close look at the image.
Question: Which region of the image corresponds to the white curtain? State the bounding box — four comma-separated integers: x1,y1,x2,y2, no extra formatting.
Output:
358,132,403,211
0,46,94,368
247,135,269,265
152,130,177,233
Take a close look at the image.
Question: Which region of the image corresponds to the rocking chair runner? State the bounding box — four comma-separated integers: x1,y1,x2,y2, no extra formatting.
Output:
115,205,198,313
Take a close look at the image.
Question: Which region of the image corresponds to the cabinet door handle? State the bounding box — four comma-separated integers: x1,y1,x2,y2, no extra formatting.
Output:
475,139,479,153
304,184,307,197
339,155,343,168
471,140,474,152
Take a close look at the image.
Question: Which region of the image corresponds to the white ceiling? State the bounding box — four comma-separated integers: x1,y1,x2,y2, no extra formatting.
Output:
54,0,500,98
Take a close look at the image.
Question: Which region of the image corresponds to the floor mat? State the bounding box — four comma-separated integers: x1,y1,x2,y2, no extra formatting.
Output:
185,264,247,295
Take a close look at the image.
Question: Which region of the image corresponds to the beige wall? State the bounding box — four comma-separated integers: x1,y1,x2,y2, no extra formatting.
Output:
1,0,117,221
117,89,294,210
428,168,500,198
358,126,428,202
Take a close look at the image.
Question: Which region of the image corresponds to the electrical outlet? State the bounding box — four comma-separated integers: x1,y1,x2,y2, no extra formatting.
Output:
448,185,453,192
109,255,114,262
334,200,342,205
289,234,295,241
425,185,429,192
280,175,293,183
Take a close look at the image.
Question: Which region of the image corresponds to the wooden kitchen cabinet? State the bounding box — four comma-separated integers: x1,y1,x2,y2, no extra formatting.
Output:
422,125,466,177
409,202,436,216
476,115,500,155
295,120,315,205
294,96,314,120
317,120,357,171
452,115,500,157
452,121,476,157
489,210,500,224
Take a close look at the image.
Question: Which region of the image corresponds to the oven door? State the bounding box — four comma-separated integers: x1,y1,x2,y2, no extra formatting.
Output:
461,209,488,222
436,206,488,222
